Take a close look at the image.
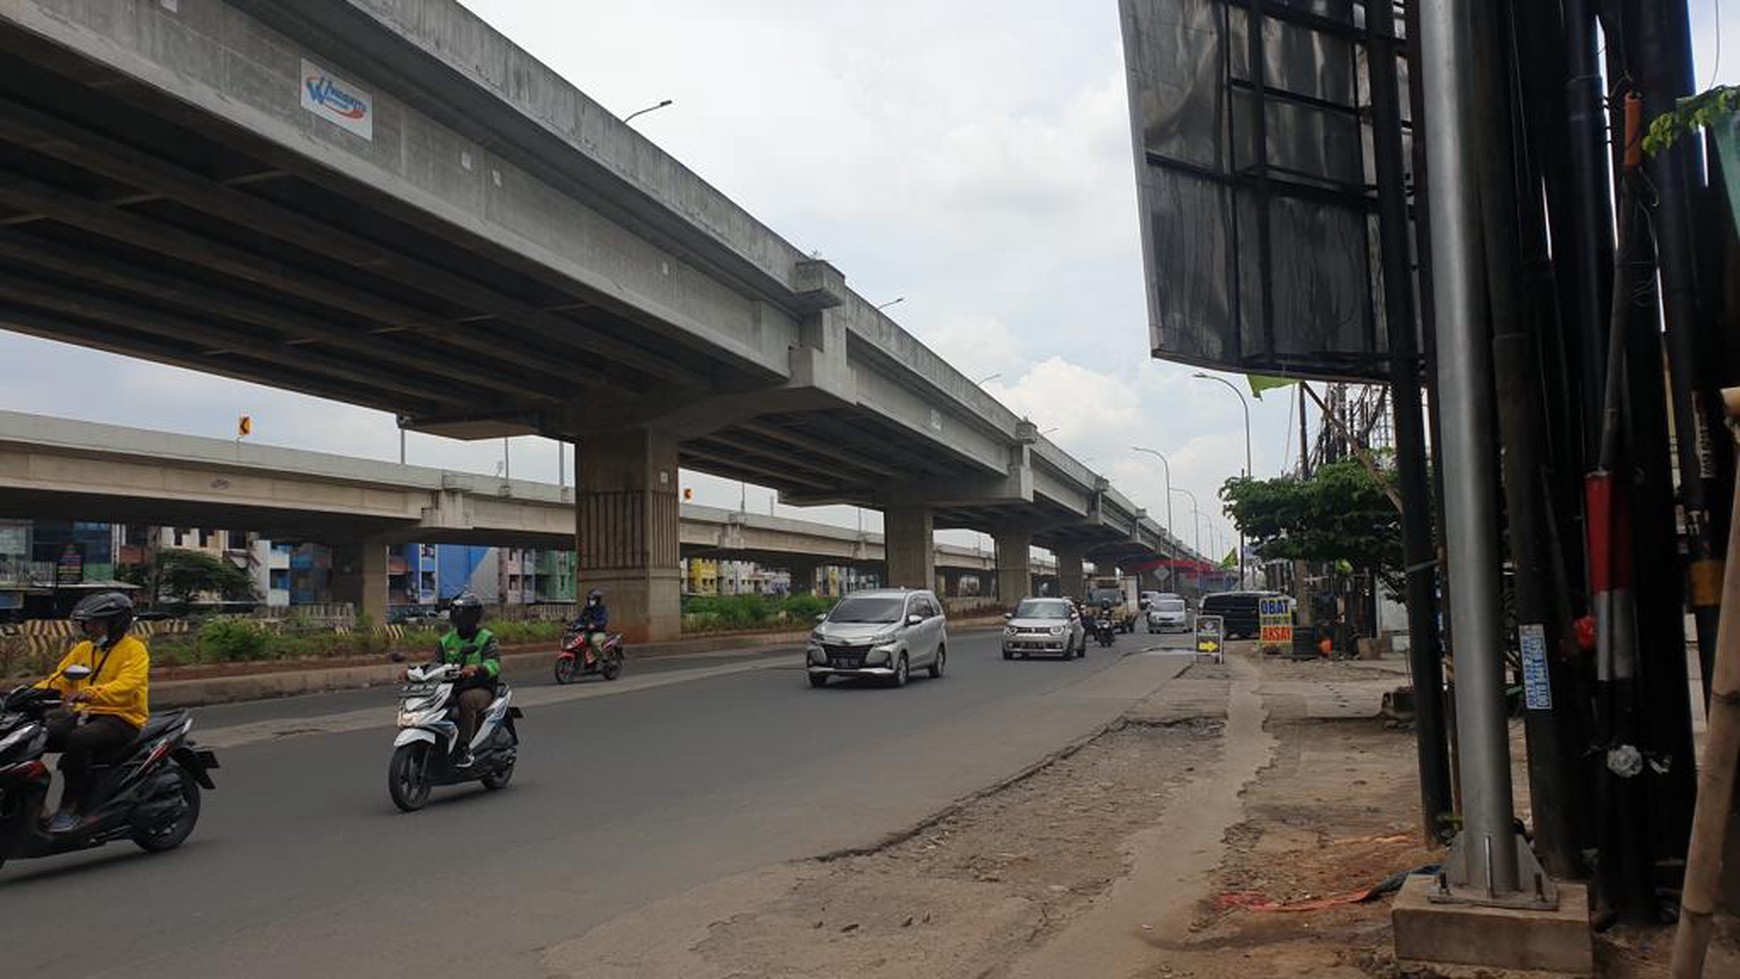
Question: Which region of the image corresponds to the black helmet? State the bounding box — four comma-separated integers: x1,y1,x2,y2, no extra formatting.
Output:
449,592,484,635
70,591,134,646
586,589,603,604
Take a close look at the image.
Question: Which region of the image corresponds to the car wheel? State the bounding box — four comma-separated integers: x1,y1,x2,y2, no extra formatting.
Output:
809,673,828,688
928,645,946,678
892,653,909,688
1002,649,1013,661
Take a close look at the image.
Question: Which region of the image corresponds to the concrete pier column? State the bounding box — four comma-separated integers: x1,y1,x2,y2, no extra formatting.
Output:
576,428,681,642
787,559,818,596
994,529,1033,607
884,506,935,590
1053,544,1085,601
331,536,389,627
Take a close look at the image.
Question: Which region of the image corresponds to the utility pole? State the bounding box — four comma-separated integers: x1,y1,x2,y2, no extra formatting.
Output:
1418,0,1552,905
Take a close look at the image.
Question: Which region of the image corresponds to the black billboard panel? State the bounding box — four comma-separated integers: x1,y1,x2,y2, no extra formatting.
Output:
1120,0,1395,381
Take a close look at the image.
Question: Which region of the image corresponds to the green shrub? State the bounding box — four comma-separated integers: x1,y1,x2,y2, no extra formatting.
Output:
781,594,835,621
198,619,271,662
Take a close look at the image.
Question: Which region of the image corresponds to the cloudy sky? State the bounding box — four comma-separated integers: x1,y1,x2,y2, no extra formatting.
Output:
2,1,1735,560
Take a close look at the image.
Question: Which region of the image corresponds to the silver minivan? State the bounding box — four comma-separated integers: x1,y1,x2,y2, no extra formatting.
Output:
806,588,948,688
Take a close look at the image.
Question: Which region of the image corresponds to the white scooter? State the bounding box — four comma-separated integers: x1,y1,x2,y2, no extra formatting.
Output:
387,663,521,812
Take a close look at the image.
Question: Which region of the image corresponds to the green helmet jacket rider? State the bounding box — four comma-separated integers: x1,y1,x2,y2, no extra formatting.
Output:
439,593,501,681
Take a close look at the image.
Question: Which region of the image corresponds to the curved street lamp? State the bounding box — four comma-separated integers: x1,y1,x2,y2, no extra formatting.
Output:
1131,447,1173,549
1193,371,1253,586
623,99,674,125
1169,486,1202,560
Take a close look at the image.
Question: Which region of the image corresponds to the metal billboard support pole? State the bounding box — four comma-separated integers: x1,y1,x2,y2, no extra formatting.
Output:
1368,0,1452,845
1417,0,1553,907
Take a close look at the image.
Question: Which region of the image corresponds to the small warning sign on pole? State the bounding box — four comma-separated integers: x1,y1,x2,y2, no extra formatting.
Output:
1195,614,1224,663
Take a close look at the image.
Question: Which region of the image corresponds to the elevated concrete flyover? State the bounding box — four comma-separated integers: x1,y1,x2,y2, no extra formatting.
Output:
0,0,1199,637
0,411,1052,613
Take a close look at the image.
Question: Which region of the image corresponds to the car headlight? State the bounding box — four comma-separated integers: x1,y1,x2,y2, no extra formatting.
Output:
1004,626,1017,637
871,631,898,647
1048,625,1065,636
809,630,824,644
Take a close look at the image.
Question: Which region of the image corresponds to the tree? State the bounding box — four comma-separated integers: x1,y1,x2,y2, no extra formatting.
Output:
153,548,259,605
1219,459,1404,594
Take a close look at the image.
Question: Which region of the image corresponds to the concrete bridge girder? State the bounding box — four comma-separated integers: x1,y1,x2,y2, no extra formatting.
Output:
0,0,1211,641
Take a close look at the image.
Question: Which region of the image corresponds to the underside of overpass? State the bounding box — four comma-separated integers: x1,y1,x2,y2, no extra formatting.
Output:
0,1,1183,637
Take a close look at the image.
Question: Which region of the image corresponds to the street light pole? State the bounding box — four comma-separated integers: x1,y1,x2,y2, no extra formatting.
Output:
1194,372,1253,586
1169,487,1201,559
1132,447,1173,549
622,99,673,125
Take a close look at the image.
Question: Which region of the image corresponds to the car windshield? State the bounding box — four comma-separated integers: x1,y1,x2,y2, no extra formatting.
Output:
1014,600,1070,620
828,596,907,623
1157,598,1186,612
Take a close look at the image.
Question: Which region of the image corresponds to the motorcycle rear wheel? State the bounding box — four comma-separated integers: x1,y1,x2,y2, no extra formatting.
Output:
134,769,200,853
481,757,515,791
388,742,433,812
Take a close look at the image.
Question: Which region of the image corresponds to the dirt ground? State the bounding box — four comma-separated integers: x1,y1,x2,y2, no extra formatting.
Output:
543,648,1736,979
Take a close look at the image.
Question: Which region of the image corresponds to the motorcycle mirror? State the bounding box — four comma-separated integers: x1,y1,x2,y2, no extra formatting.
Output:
62,664,92,680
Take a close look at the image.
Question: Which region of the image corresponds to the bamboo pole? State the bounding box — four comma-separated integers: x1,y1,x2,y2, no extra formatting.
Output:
1670,386,1740,977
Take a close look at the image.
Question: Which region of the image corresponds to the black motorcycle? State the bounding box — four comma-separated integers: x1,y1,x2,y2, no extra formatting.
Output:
0,665,217,872
1094,612,1117,647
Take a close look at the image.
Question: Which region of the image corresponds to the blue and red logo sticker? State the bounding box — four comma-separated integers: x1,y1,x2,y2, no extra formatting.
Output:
299,59,373,140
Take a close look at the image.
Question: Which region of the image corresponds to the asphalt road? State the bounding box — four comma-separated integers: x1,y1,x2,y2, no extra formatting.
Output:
2,629,1195,978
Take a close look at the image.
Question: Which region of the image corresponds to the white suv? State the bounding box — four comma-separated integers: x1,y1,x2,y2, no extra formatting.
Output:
806,589,948,688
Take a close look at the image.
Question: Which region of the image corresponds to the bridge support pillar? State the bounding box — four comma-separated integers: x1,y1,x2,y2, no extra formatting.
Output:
331,537,389,627
787,559,818,596
1053,544,1085,601
885,506,934,590
576,428,681,643
994,529,1032,607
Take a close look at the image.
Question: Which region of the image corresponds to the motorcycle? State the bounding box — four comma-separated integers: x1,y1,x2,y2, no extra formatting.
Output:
553,628,623,684
0,664,218,872
388,663,521,812
1094,614,1117,647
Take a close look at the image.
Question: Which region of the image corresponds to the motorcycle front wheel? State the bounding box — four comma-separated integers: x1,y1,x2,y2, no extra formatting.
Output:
388,742,433,812
601,650,623,681
554,655,582,685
